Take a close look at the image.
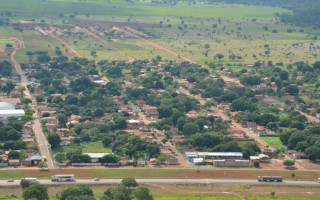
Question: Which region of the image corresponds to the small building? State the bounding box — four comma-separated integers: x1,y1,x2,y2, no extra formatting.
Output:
150,158,158,165
167,157,179,165
8,159,20,166
137,158,147,166
24,155,42,166
288,150,307,159
213,159,250,167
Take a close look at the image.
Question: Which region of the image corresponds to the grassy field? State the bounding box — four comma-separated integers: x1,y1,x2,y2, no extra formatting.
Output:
0,0,290,19
260,137,287,150
0,168,320,180
0,0,318,65
0,40,15,46
53,141,112,154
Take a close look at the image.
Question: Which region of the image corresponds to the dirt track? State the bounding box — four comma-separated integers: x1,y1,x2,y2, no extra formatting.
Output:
81,28,135,62
44,29,83,58
116,26,195,63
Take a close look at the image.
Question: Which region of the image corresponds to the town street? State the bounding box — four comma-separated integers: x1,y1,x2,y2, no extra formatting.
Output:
10,38,55,169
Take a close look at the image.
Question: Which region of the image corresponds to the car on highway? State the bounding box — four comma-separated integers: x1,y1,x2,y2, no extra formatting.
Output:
7,179,14,182
318,178,320,183
94,178,100,181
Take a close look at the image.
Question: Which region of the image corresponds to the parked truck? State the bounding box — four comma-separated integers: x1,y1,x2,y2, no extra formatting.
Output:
21,178,39,184
258,176,283,182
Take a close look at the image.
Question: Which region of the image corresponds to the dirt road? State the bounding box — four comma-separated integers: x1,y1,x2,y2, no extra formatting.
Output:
128,102,191,167
116,26,195,63
10,37,55,169
81,28,135,62
44,29,82,58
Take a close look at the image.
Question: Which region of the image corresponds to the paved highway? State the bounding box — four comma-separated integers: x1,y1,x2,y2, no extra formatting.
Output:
1,179,319,186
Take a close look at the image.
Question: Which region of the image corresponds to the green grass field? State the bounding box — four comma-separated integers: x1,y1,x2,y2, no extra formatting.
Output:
53,141,112,154
0,168,319,180
155,197,241,200
0,40,15,46
260,137,287,150
0,0,290,19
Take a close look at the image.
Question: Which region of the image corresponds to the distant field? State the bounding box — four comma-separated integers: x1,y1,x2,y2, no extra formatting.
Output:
0,0,290,19
0,40,15,46
155,197,241,200
247,198,320,200
260,137,287,150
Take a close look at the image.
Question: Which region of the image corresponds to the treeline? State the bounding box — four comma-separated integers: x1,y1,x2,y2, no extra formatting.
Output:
20,177,154,200
205,0,320,28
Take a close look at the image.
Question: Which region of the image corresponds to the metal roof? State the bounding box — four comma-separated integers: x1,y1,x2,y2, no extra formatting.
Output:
185,152,243,157
0,102,15,110
84,153,111,158
0,110,25,117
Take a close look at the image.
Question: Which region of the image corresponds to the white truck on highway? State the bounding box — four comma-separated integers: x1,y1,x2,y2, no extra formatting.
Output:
21,178,39,184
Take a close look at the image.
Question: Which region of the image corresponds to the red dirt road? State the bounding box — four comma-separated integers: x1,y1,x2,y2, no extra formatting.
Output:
44,30,83,58
81,28,135,62
117,26,195,63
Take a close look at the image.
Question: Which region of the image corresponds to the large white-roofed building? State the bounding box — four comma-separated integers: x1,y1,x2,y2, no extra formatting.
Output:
0,102,25,118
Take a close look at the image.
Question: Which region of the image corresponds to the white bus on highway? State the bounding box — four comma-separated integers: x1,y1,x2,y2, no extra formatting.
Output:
51,174,75,182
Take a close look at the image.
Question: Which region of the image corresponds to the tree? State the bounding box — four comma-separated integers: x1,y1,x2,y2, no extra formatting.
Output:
18,85,26,97
102,136,112,147
122,177,138,188
55,152,66,163
22,184,49,200
20,179,31,189
101,154,120,163
313,61,320,69
253,160,260,168
216,53,224,60
3,81,15,95
283,160,295,168
60,185,94,200
115,117,127,129
271,191,275,197
285,85,299,95
47,133,61,148
134,187,154,200
280,70,289,80
58,113,68,128
111,186,132,200
305,146,320,160
8,150,20,159
38,161,48,169
183,123,199,135
21,98,32,108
